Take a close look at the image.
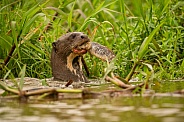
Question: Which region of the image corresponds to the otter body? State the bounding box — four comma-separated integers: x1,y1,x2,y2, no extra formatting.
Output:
51,32,91,82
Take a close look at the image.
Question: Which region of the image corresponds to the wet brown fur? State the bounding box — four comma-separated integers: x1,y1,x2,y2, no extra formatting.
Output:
51,32,90,82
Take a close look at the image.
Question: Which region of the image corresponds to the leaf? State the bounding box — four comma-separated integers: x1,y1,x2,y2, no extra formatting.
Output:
11,21,20,59
102,58,117,81
155,0,171,19
25,41,45,55
20,0,49,37
142,62,154,73
138,22,164,60
3,70,11,80
41,79,48,86
21,13,45,37
79,0,117,31
20,3,40,34
180,59,184,73
61,0,75,8
68,0,76,30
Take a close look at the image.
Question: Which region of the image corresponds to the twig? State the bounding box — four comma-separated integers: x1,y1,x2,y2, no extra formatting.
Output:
0,95,20,99
123,83,144,91
37,92,54,99
0,81,19,94
56,89,82,93
105,76,131,89
25,88,82,96
65,80,74,87
105,72,144,91
25,88,55,96
0,44,16,70
111,73,129,84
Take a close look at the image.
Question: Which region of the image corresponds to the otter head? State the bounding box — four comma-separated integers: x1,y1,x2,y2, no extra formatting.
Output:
51,32,91,82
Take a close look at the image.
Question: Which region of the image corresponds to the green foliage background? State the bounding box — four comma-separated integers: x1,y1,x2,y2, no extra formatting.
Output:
0,0,183,81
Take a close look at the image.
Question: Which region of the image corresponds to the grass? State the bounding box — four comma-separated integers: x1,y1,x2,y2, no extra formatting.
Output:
0,0,183,83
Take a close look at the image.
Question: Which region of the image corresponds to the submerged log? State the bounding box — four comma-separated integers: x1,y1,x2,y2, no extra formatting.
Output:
1,79,183,101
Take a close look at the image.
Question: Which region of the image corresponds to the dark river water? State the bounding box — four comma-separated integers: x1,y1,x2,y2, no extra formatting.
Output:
0,95,184,122
0,81,184,122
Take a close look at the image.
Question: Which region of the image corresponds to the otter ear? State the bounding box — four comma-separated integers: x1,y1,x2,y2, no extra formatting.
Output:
69,33,76,40
52,42,58,53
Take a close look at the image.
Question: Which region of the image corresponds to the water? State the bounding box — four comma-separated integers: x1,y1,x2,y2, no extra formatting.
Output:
0,81,184,122
0,95,183,122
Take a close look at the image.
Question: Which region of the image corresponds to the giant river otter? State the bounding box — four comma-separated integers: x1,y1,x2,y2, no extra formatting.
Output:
51,32,115,83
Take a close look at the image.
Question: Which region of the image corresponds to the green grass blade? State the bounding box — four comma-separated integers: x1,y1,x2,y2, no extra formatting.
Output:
11,21,20,59
25,41,45,55
138,21,164,60
20,0,48,37
68,0,76,31
79,0,117,31
20,3,40,33
3,70,11,80
157,0,171,18
19,64,26,90
21,13,45,37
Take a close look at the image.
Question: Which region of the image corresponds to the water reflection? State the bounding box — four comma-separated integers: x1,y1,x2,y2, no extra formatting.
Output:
0,96,184,122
